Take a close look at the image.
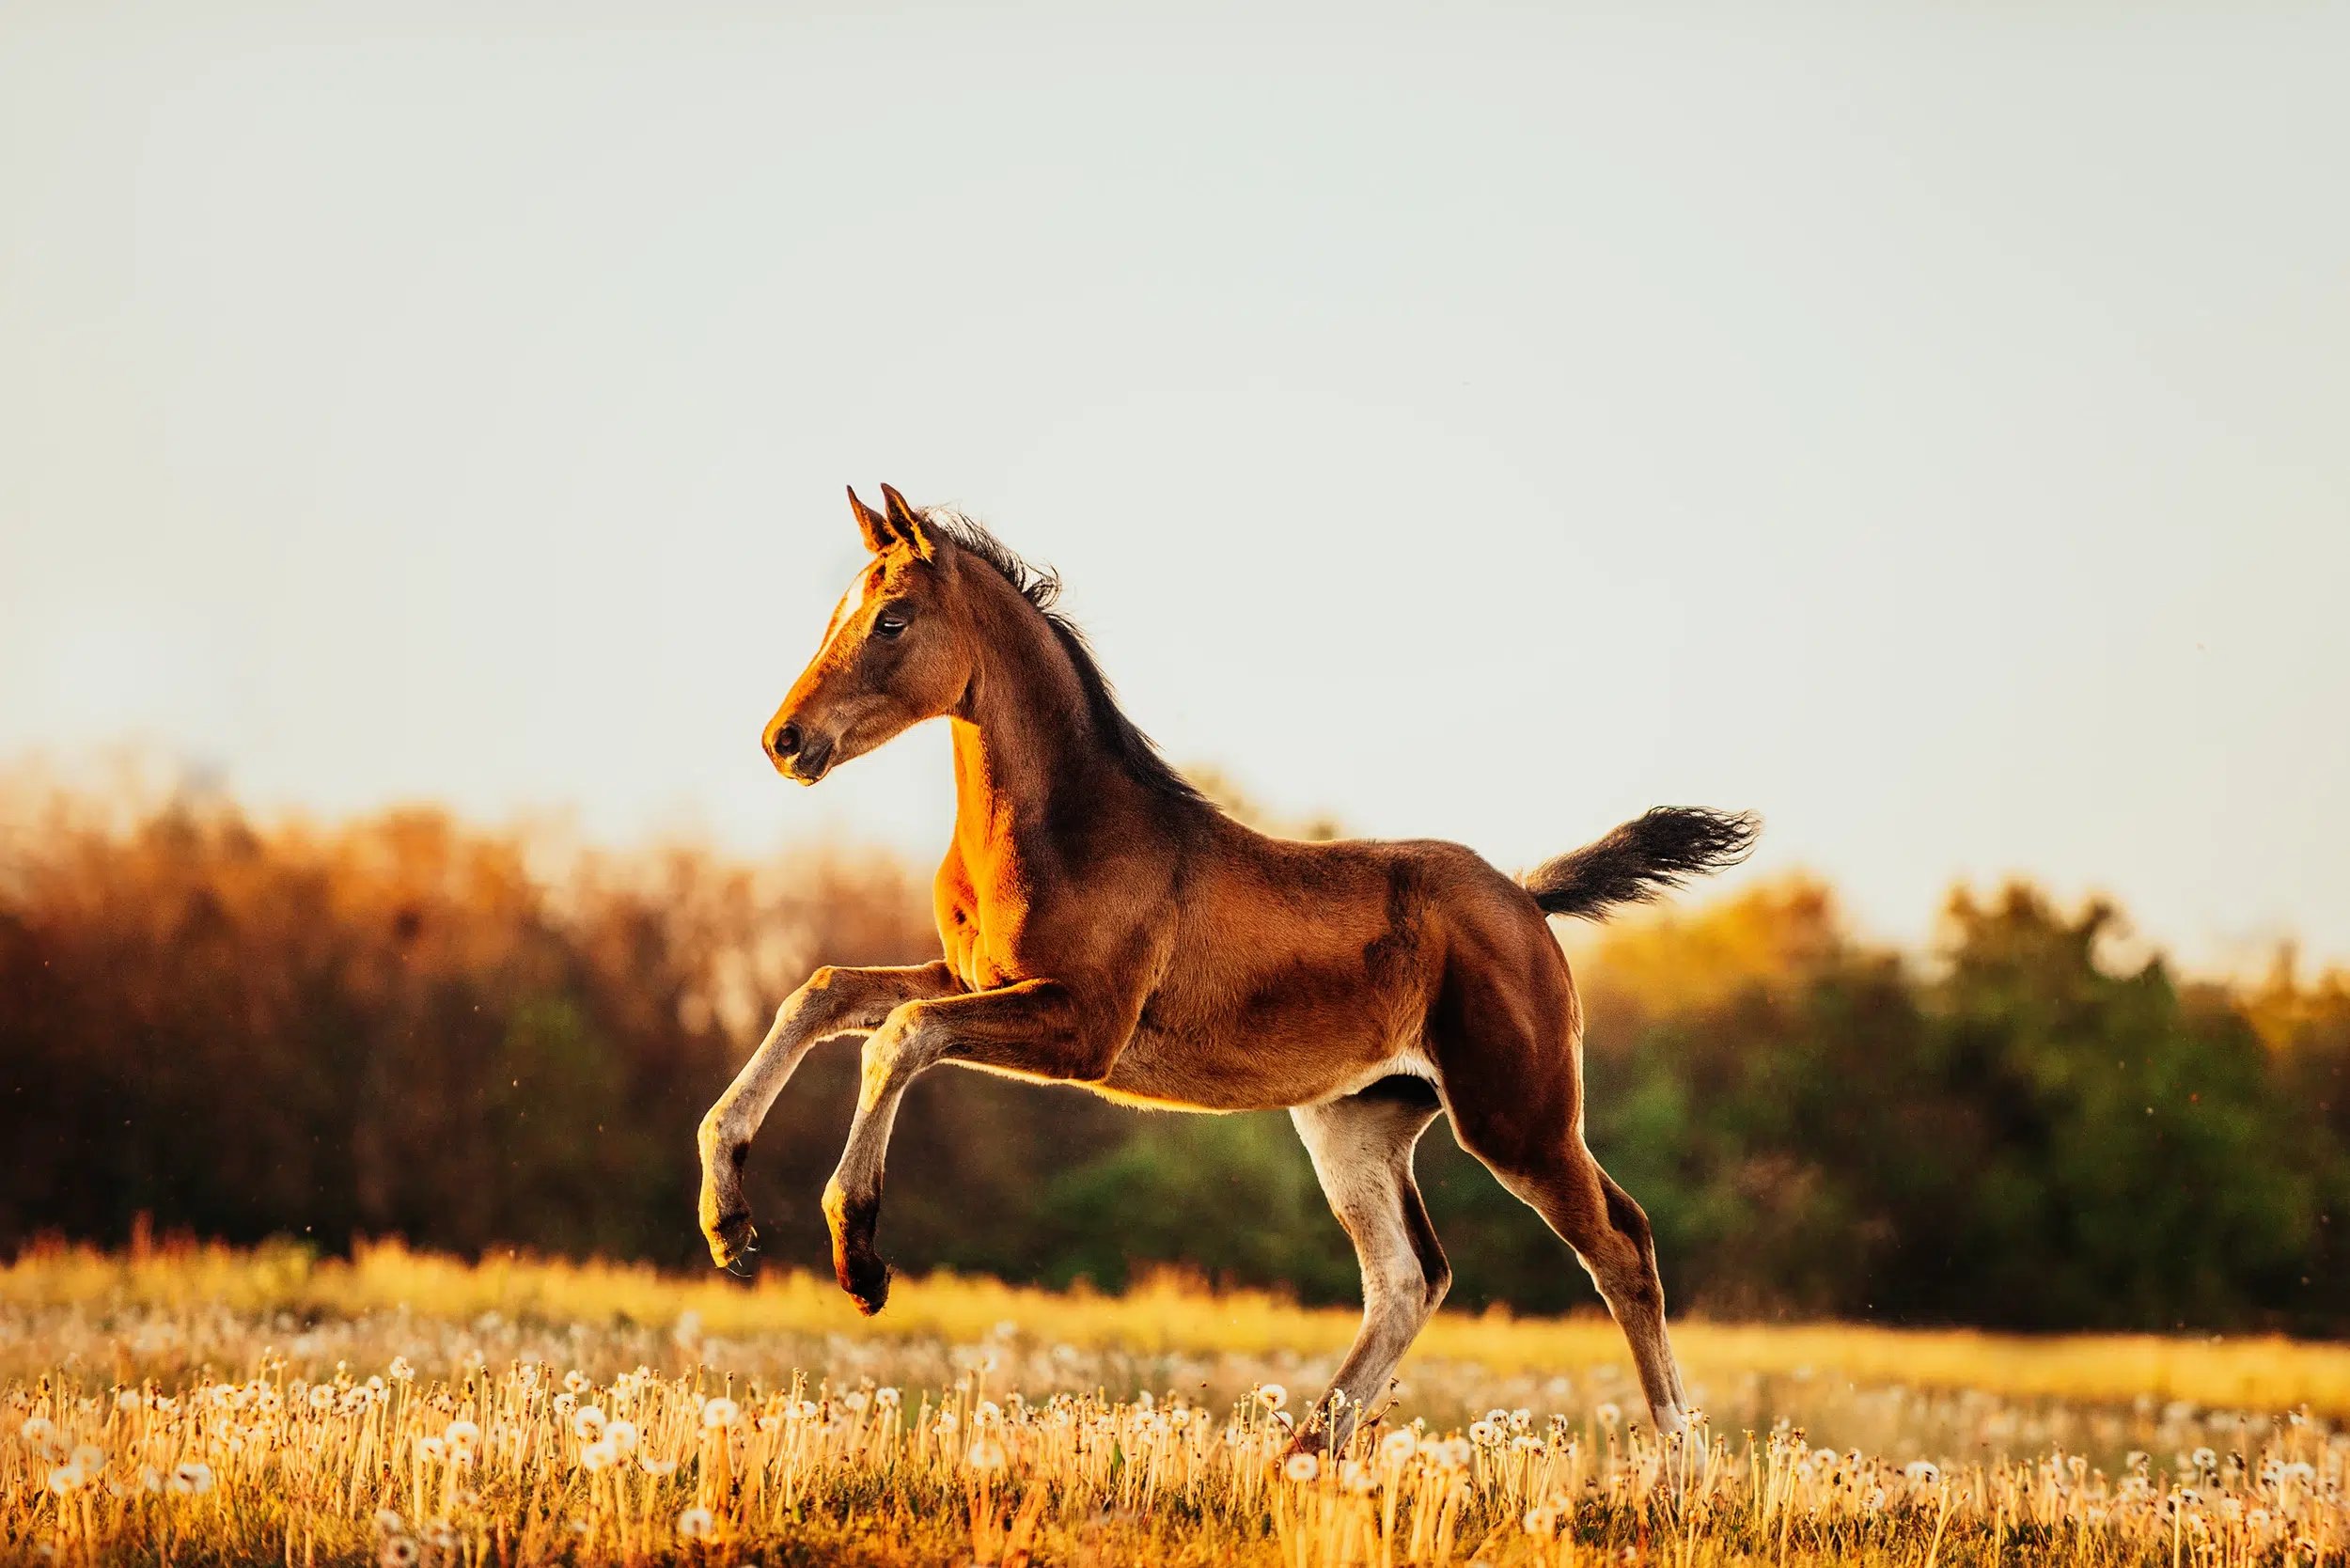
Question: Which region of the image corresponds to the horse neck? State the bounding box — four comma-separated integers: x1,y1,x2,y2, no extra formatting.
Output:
947,577,1126,866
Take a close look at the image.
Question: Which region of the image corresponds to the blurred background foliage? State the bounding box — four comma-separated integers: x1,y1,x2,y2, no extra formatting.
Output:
3,773,2345,1335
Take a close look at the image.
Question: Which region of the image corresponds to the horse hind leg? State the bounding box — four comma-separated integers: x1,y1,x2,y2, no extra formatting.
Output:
1482,1138,1687,1433
1291,1075,1450,1452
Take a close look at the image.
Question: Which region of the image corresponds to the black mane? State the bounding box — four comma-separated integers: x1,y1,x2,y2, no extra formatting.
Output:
921,508,1205,807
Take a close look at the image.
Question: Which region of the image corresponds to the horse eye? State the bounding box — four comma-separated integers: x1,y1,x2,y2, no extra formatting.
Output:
874,615,907,638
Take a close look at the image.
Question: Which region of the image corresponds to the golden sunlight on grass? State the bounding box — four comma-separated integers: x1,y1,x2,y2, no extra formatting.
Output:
8,1239,2347,1419
8,1242,2350,1565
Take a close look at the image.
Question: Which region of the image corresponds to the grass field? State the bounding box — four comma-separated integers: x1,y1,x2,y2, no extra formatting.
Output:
4,1241,2345,1565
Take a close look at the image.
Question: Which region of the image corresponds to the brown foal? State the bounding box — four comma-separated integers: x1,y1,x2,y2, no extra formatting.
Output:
697,486,1757,1446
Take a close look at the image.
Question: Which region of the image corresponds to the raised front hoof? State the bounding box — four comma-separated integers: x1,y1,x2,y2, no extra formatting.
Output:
835,1247,893,1316
703,1212,758,1275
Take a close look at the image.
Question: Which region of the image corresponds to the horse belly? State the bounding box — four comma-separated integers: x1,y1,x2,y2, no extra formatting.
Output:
1099,1014,1418,1113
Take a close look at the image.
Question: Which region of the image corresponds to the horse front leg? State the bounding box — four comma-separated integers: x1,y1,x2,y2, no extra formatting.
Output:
822,978,1095,1313
697,961,959,1272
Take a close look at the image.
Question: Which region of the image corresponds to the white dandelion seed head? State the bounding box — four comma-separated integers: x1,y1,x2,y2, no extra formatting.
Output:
843,1391,870,1413
1525,1507,1558,1538
876,1388,901,1409
675,1506,715,1541
1284,1452,1320,1482
1469,1420,1497,1445
967,1439,1008,1471
638,1457,679,1478
1595,1403,1622,1428
934,1412,959,1435
563,1372,589,1396
1904,1461,1940,1484
573,1406,606,1441
70,1444,105,1471
373,1510,404,1537
47,1466,85,1495
172,1461,215,1495
117,1390,142,1412
1256,1385,1288,1411
378,1537,419,1568
388,1357,414,1382
605,1419,638,1454
1381,1430,1418,1464
415,1437,446,1464
578,1440,616,1472
700,1397,740,1430
20,1417,56,1445
444,1420,481,1450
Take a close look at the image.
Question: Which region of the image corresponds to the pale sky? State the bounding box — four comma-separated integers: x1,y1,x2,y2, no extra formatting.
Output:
4,2,2347,970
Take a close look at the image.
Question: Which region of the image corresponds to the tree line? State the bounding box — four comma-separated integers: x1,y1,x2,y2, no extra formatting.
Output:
3,781,2345,1333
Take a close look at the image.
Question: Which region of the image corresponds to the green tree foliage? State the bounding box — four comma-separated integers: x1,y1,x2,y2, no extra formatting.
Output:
3,786,2345,1331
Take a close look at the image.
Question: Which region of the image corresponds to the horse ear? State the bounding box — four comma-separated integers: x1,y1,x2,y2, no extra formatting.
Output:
847,486,896,555
877,483,938,560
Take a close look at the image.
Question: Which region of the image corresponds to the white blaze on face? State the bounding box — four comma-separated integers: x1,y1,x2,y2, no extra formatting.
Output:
817,565,880,660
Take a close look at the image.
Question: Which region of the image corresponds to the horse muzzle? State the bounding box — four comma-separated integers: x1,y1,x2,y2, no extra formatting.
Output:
767,722,837,784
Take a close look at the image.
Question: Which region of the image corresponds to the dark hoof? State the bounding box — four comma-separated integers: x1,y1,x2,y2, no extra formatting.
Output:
706,1212,757,1272
836,1247,892,1316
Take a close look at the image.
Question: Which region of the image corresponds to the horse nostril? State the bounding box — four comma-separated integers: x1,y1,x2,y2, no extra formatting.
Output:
772,724,802,760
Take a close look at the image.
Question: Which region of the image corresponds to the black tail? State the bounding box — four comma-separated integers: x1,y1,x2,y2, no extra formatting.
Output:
1521,807,1761,921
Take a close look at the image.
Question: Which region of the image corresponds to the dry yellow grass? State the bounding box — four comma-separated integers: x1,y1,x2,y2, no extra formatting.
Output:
7,1243,2350,1565
8,1239,2347,1419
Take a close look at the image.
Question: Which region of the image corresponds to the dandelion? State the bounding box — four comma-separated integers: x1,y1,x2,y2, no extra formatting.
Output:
1469,1420,1497,1444
70,1443,104,1471
309,1385,336,1412
1437,1435,1473,1469
47,1466,85,1495
415,1436,446,1464
605,1419,639,1453
573,1404,606,1440
141,1467,163,1493
1595,1403,1622,1428
1381,1429,1418,1464
701,1397,741,1429
1525,1506,1558,1537
1257,1384,1289,1411
445,1419,481,1450
373,1510,404,1536
876,1388,901,1409
1284,1452,1320,1482
1340,1459,1377,1495
378,1538,420,1568
564,1371,589,1395
676,1506,716,1541
171,1461,216,1495
20,1416,56,1445
116,1390,141,1412
935,1412,960,1436
580,1439,617,1471
969,1438,1008,1471
1904,1461,1940,1484
843,1391,870,1414
388,1356,414,1382
639,1457,679,1477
